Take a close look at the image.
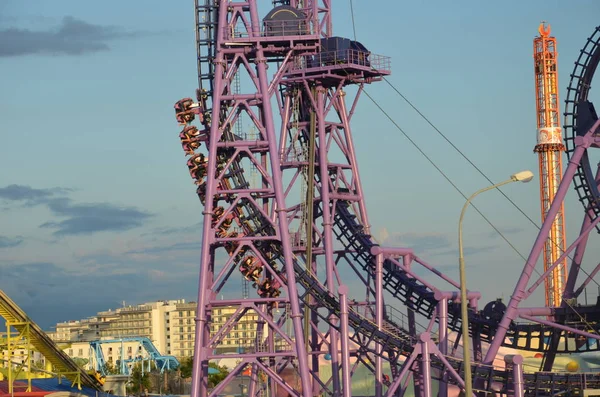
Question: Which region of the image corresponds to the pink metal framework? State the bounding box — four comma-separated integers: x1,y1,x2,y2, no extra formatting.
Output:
174,3,600,396
177,1,395,396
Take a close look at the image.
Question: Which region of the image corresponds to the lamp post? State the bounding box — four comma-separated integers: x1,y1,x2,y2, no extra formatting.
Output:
458,170,533,397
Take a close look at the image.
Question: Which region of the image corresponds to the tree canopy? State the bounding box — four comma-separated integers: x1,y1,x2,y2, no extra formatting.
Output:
177,357,229,388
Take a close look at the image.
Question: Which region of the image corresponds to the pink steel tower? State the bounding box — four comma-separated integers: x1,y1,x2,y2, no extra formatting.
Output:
173,1,600,394
174,1,391,396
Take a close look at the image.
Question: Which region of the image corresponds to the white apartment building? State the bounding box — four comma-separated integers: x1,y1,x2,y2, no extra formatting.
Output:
168,303,281,357
49,300,184,355
98,300,179,354
50,316,114,342
45,299,278,361
0,347,45,372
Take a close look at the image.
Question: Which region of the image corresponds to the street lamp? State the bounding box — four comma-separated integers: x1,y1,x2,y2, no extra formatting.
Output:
458,170,533,397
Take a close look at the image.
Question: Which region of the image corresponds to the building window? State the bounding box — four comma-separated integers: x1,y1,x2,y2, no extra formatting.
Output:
68,349,73,356
78,349,83,356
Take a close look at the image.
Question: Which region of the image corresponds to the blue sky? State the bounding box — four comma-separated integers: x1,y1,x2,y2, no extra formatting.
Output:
1,0,599,329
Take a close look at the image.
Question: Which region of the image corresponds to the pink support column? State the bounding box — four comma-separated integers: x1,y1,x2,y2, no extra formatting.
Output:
437,299,448,397
338,285,351,397
375,252,383,397
419,334,432,397
484,139,592,364
504,355,524,397
253,41,313,397
190,4,229,397
316,85,341,394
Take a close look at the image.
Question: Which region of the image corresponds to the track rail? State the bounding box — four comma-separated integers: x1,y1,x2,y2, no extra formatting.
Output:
334,200,600,354
175,119,600,396
564,26,600,220
182,7,600,395
0,290,104,391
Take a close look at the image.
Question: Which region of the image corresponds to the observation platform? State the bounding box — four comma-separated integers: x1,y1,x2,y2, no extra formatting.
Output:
283,49,391,85
222,21,320,48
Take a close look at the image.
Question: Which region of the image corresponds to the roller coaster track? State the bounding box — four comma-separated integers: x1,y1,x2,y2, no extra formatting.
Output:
0,290,104,391
334,200,600,354
180,115,600,395
90,337,179,376
564,26,600,220
181,131,600,394
185,4,600,394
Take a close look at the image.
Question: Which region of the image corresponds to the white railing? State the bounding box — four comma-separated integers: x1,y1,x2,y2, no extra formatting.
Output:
223,20,316,40
291,49,391,72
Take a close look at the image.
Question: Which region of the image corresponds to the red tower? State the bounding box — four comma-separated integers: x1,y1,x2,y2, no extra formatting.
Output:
533,22,567,307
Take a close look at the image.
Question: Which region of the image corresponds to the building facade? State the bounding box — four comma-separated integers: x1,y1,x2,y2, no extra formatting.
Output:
167,303,262,357
48,300,184,356
46,300,269,360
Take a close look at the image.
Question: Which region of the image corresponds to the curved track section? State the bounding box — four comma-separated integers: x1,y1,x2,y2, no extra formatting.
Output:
179,5,600,395
174,112,600,395
564,26,600,218
335,200,600,354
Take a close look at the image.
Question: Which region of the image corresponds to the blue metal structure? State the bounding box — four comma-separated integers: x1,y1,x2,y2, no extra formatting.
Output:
90,337,179,376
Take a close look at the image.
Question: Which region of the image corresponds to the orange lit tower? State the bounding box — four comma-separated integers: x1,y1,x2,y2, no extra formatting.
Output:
533,22,567,307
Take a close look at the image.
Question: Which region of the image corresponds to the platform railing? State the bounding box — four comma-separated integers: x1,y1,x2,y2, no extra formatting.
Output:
290,49,391,73
223,20,317,40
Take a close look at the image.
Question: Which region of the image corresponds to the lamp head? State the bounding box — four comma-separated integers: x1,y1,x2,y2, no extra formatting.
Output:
511,170,534,183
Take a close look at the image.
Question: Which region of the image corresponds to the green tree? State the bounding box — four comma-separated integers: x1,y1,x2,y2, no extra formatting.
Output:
72,357,89,369
102,361,120,375
176,358,229,388
207,362,229,388
127,362,153,395
178,356,193,379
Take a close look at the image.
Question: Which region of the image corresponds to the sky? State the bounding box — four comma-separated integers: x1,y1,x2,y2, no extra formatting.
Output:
1,0,599,330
